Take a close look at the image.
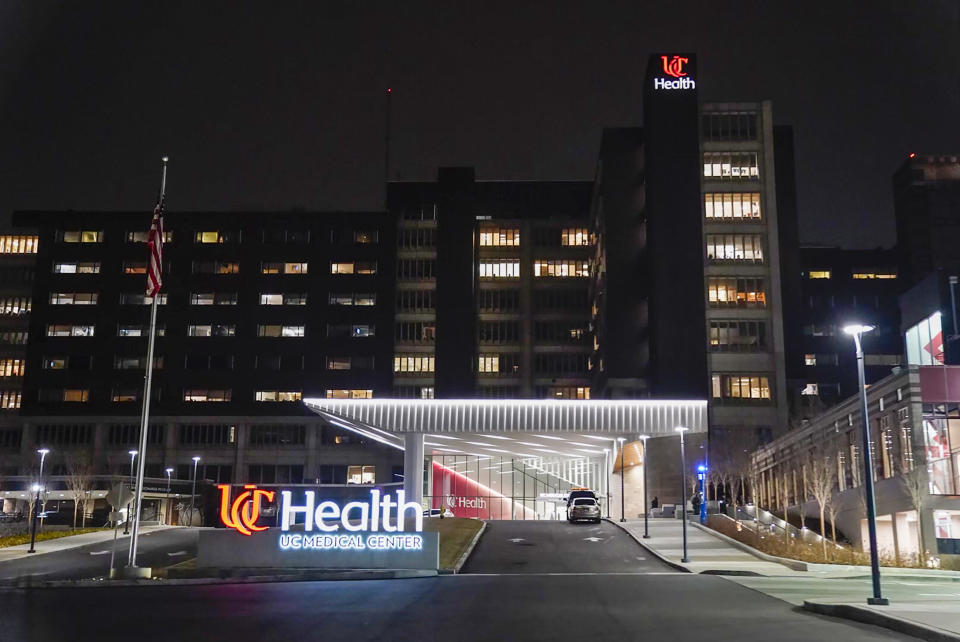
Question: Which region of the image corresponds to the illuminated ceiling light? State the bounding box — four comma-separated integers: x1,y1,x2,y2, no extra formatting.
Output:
533,435,567,441
483,435,514,440
426,435,460,440
483,447,510,453
581,435,617,441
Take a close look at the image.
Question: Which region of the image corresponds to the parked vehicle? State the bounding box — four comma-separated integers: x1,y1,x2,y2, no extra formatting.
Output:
567,497,601,523
565,488,597,507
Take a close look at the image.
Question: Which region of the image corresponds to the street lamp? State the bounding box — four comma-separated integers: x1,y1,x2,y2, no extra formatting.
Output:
639,435,650,539
843,323,889,606
27,448,50,554
676,426,690,563
189,456,201,527
603,448,611,519
617,437,626,522
165,467,174,525
124,450,137,535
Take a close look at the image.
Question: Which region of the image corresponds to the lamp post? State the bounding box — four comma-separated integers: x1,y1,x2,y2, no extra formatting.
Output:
164,467,174,525
27,448,50,554
844,323,889,606
617,437,626,522
189,456,201,527
676,426,690,563
124,450,137,535
603,448,611,519
639,435,650,538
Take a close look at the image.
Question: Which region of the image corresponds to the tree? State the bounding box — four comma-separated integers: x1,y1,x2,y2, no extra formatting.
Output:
65,454,93,528
779,469,791,544
826,489,842,551
900,465,928,567
807,449,837,559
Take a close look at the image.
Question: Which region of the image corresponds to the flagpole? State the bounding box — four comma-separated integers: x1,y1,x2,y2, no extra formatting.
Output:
126,156,167,572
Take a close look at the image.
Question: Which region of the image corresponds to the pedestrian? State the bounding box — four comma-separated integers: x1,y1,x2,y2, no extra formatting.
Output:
651,496,659,509
691,492,701,514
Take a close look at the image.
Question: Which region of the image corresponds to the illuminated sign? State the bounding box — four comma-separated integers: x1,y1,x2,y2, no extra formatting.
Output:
217,484,275,536
653,54,696,91
217,486,424,551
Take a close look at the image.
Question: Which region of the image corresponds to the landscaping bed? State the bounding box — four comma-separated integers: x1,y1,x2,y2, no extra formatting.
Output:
0,527,109,548
423,517,484,571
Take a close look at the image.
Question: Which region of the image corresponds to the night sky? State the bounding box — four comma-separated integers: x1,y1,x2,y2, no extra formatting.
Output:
1,1,958,247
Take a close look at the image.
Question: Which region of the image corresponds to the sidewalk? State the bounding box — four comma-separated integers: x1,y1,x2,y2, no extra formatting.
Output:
611,517,801,575
0,525,178,562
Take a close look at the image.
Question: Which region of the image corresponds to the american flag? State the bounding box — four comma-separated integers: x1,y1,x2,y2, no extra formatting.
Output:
146,197,164,297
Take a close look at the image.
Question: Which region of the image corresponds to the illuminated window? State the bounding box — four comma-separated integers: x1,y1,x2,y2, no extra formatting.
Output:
702,153,759,180
703,193,762,221
0,235,38,254
801,383,819,396
356,261,377,275
347,465,376,484
905,312,944,366
190,292,237,305
0,359,25,377
123,261,147,274
560,228,590,246
127,230,172,243
257,324,304,337
39,389,89,402
49,292,98,305
183,389,232,402
808,270,831,279
804,354,817,366
325,389,374,399
60,230,103,243
478,355,500,373
0,297,31,315
393,355,435,373
111,389,138,402
0,391,21,409
262,262,308,275
330,293,376,306
710,374,772,402
117,325,165,337
332,261,376,274
707,277,766,308
255,391,302,402
479,260,520,279
479,227,520,247
354,230,379,244
705,234,764,263
119,293,167,305
331,262,355,274
326,357,352,370
64,389,90,402
46,324,95,337
852,272,897,280
195,230,240,244
54,262,100,274
533,260,589,278
187,324,235,337
541,386,591,400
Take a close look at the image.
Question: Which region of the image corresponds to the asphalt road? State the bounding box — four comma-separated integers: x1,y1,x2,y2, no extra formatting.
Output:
0,527,198,581
0,521,921,642
461,518,670,574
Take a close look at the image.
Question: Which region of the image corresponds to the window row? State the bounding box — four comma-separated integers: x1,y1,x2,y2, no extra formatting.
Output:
396,322,436,343
533,322,586,342
704,193,762,221
398,228,435,249
397,259,435,279
326,355,375,371
0,297,30,315
533,260,589,278
533,288,589,311
0,235,38,254
706,277,767,308
479,354,521,374
534,353,590,375
705,234,764,263
702,152,760,180
479,289,520,311
394,355,435,373
47,323,381,339
711,374,772,402
0,359,25,377
479,321,519,343
396,289,435,312
479,228,520,247
701,112,758,142
708,321,767,352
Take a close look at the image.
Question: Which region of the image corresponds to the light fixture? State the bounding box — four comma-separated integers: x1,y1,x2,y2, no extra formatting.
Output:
843,324,875,336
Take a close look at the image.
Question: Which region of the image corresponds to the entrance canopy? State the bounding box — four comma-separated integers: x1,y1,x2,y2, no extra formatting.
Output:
303,398,707,459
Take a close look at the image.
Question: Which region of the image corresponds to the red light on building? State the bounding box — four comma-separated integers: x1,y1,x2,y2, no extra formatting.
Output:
909,152,917,158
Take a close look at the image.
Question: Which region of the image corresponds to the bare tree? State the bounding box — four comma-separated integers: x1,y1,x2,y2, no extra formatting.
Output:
65,454,94,529
900,465,928,567
807,449,836,559
780,470,791,544
826,488,842,554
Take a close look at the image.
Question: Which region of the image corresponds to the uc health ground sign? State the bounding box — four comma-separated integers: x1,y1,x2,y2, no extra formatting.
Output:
196,485,439,571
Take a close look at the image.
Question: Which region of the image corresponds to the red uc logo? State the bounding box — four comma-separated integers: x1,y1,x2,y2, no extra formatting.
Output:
661,55,689,78
217,484,275,536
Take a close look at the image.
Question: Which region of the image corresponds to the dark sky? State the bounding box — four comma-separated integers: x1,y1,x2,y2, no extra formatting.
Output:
1,1,958,247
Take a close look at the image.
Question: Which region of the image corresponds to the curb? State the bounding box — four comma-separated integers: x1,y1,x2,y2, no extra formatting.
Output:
2,568,437,589
691,521,806,571
451,521,487,574
0,526,180,562
604,518,691,573
803,601,960,642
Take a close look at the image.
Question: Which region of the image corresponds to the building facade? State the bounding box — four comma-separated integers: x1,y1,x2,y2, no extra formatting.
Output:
1,211,404,498
796,246,902,409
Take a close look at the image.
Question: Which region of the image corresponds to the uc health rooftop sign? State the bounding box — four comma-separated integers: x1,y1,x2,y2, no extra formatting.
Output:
649,53,697,91
196,486,439,571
